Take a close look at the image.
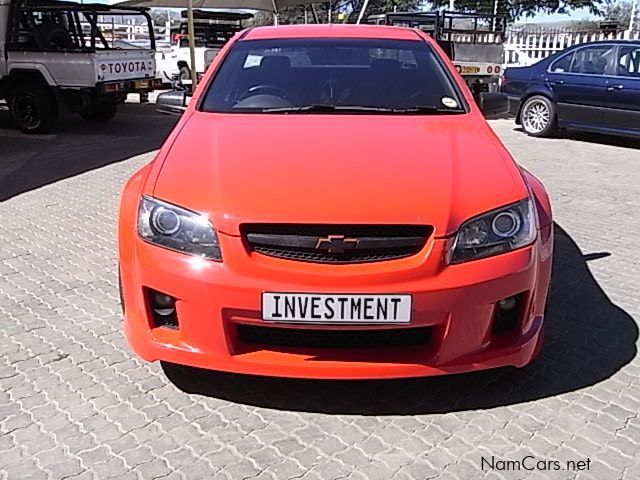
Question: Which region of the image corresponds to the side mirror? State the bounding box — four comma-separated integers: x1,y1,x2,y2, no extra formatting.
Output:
156,90,190,115
478,92,509,119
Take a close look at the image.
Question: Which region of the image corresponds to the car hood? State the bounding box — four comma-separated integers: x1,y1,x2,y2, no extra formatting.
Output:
153,111,527,236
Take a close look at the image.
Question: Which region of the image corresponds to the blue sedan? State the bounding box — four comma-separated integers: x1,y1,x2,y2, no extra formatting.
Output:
501,40,640,137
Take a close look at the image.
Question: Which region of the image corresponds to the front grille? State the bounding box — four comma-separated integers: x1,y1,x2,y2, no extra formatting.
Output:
243,224,432,264
237,324,432,349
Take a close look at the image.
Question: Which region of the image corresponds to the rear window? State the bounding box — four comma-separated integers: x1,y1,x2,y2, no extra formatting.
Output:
550,52,574,73
200,38,464,113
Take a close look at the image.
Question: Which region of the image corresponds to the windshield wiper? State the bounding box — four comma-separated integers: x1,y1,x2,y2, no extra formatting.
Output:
261,104,465,114
262,104,396,113
391,106,465,114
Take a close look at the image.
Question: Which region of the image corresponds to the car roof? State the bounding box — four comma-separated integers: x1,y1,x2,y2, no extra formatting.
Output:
567,39,640,47
241,24,425,42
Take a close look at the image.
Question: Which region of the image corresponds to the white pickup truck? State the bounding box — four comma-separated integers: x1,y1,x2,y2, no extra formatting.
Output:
0,0,162,133
155,10,252,86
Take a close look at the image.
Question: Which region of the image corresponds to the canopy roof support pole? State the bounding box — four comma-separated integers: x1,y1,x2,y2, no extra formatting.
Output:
187,0,197,91
272,0,278,25
356,0,370,24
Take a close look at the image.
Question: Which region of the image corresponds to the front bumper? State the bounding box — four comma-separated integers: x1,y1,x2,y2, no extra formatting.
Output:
120,222,553,380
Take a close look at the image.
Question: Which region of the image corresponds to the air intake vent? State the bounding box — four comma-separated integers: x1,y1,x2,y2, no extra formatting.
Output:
238,324,432,349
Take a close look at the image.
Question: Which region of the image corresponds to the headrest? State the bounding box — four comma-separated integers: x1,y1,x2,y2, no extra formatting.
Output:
260,56,291,71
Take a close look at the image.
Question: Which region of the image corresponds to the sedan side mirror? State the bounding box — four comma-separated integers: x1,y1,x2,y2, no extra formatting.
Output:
478,92,509,119
156,90,190,115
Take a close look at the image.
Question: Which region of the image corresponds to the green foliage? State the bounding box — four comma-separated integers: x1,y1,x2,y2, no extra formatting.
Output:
601,0,633,27
251,0,425,26
355,0,426,16
253,0,608,24
150,9,169,27
430,0,604,21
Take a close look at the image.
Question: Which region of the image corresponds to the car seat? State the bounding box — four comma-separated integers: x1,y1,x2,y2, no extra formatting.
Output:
366,58,402,107
36,22,74,51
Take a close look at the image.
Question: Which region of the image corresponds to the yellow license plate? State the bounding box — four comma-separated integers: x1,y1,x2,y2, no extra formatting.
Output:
457,65,481,75
134,80,150,89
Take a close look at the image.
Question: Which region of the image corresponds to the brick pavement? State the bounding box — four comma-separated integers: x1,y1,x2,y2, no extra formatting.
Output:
1,117,639,479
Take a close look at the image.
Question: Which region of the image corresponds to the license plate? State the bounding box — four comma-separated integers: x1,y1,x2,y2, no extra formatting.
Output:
262,293,412,324
457,65,481,74
134,80,150,89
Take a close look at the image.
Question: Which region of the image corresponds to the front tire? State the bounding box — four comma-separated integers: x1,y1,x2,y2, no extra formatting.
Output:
9,82,58,134
520,95,557,137
79,102,117,122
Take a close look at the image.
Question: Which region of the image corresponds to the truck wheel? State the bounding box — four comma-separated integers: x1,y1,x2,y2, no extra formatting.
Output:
79,103,117,122
520,96,557,137
9,82,58,134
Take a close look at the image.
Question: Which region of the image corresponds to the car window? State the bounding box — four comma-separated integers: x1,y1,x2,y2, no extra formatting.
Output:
200,38,464,113
550,52,574,73
569,45,615,75
617,46,640,77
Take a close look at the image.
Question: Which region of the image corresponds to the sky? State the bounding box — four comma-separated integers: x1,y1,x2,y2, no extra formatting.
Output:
522,6,597,23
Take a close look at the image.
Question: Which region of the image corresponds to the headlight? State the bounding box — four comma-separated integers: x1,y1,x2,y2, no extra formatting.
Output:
137,195,221,260
449,199,536,264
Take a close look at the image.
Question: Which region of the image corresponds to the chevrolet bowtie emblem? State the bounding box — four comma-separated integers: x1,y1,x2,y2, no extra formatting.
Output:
315,235,359,254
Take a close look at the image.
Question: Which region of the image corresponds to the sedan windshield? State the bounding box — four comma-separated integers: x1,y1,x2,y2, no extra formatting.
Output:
200,38,465,114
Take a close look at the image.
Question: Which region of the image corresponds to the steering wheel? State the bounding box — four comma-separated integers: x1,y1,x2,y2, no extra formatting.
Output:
239,85,293,103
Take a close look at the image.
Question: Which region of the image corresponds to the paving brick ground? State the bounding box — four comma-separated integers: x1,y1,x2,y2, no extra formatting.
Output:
1,112,639,479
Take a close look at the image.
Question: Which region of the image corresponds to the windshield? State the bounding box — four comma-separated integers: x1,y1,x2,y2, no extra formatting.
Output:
200,38,465,114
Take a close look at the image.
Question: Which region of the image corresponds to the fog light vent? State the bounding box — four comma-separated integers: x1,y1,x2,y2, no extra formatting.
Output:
492,293,524,334
146,289,179,329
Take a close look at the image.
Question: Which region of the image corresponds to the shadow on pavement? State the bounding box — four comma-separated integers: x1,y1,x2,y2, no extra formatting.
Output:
565,131,640,150
163,224,638,414
513,126,640,150
0,103,179,201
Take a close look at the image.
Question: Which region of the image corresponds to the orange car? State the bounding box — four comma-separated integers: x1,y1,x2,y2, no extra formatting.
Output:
119,25,553,379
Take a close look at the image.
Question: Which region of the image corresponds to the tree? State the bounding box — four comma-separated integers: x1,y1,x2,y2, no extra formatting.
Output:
429,0,604,22
601,0,633,28
255,0,607,25
346,0,426,19
250,0,424,25
150,9,169,27
527,0,634,31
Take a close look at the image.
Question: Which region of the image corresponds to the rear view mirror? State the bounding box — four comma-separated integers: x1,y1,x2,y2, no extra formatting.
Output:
479,92,509,119
156,90,190,115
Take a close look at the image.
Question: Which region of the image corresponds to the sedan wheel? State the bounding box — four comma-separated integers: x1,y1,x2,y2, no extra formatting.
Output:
520,96,557,137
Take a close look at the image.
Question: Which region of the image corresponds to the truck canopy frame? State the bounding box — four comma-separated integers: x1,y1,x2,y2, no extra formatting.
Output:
6,0,155,53
367,11,506,45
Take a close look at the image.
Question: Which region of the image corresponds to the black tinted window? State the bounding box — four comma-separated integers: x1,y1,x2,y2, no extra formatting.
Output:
551,52,574,73
200,38,464,113
618,46,640,77
569,46,614,75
